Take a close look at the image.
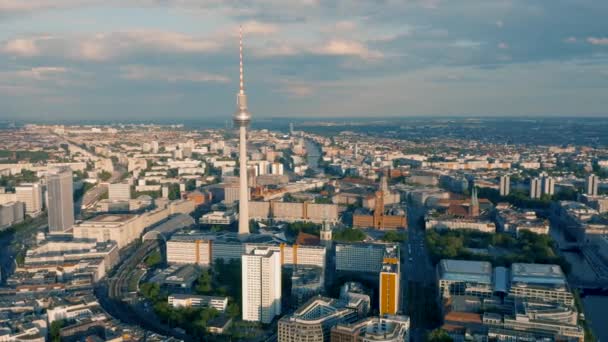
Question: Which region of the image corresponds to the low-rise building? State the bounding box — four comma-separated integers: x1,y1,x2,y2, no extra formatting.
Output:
168,294,228,312
496,204,549,236
278,296,362,342
331,315,410,342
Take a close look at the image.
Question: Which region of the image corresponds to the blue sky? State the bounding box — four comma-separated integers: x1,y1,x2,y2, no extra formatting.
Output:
0,0,607,121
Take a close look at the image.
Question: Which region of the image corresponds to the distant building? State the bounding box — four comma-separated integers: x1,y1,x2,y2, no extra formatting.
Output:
249,201,339,224
47,168,74,233
15,183,43,216
495,204,549,236
529,177,542,199
542,176,555,196
0,201,25,230
586,174,599,196
242,248,282,323
499,175,510,197
353,176,406,230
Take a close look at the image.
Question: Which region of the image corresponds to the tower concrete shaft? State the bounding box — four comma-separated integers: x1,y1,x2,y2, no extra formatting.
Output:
238,125,249,235
233,26,251,235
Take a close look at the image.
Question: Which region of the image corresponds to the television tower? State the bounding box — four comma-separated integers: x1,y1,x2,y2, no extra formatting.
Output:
234,26,251,236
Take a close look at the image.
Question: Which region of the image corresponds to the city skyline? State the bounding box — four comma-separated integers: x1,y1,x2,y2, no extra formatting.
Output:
1,1,608,120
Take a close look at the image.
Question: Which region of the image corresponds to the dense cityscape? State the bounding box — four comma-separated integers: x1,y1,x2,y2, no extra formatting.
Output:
2,1,608,341
2,109,608,342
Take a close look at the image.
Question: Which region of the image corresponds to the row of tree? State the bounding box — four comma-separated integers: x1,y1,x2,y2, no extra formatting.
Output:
425,229,570,272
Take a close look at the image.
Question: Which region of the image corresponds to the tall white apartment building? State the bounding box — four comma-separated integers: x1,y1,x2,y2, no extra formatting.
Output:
15,183,43,216
529,178,542,199
242,248,282,323
586,174,599,196
542,176,555,196
499,175,510,196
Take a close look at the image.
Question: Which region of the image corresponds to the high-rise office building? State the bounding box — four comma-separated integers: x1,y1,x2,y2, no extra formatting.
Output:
242,248,281,323
47,167,74,234
15,183,42,216
499,175,510,196
379,247,400,315
234,26,252,236
586,174,599,196
529,177,542,199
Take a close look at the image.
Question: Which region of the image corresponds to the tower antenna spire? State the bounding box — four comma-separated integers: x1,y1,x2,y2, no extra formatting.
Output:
239,25,244,95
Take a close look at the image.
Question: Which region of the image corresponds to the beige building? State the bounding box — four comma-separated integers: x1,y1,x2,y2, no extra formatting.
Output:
73,200,193,248
249,201,339,223
15,183,43,216
166,233,326,269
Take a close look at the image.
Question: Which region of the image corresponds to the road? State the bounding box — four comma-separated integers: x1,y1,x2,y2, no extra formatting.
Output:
0,214,48,284
403,205,438,342
96,240,191,341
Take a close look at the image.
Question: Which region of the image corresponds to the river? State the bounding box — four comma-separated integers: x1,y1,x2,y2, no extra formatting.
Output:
584,296,608,341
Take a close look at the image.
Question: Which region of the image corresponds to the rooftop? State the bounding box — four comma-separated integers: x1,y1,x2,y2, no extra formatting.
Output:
87,214,136,223
510,263,566,286
438,259,493,284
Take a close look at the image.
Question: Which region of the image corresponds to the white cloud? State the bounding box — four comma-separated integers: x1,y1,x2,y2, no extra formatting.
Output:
241,21,279,35
314,40,383,59
16,67,67,80
278,83,314,97
564,37,577,43
587,37,608,46
498,42,509,49
2,30,222,61
450,40,482,48
120,65,229,83
3,38,40,56
496,20,504,28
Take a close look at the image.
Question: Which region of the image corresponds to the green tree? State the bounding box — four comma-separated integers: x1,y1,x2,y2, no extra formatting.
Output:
186,179,197,191
333,228,366,242
227,301,240,318
97,170,112,181
144,250,162,268
50,319,66,342
195,271,213,294
427,328,453,342
168,183,181,200
382,230,407,242
167,168,179,178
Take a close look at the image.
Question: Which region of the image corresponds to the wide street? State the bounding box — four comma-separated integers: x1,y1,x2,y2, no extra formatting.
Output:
403,204,438,342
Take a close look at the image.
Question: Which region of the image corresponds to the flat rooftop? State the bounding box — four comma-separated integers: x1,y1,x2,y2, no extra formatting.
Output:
510,263,566,285
87,214,136,223
438,259,492,284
